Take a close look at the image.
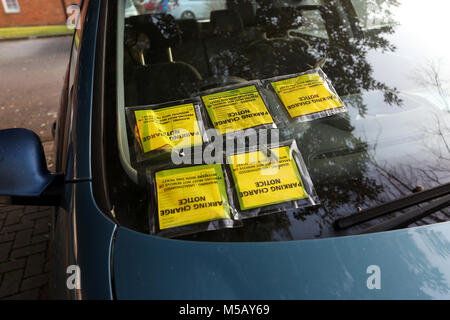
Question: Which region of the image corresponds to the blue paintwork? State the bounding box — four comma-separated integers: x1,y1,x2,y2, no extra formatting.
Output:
72,0,117,298
0,128,53,196
113,222,450,299
2,0,450,300
71,0,101,181
48,0,116,299
49,179,116,299
72,181,116,299
49,166,77,299
54,0,450,299
52,0,116,298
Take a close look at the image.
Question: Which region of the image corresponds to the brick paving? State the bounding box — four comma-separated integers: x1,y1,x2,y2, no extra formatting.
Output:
0,205,52,299
0,141,54,300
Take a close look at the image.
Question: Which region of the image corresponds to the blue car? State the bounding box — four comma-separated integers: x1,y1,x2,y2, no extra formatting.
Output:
1,0,450,300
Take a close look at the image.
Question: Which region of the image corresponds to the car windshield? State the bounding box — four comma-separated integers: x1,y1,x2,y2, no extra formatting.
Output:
108,0,450,241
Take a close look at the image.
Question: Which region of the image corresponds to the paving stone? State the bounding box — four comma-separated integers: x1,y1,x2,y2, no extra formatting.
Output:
0,241,12,261
1,221,34,233
0,203,52,300
10,243,47,259
22,209,52,222
0,232,15,243
44,260,51,273
31,234,50,244
13,229,33,249
24,252,46,278
0,269,23,298
21,273,49,292
23,206,39,214
4,288,40,300
39,284,49,300
0,258,26,273
33,217,50,235
4,209,24,226
37,206,53,213
0,205,22,214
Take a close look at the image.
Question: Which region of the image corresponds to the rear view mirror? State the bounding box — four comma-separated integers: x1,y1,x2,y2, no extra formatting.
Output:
0,128,61,205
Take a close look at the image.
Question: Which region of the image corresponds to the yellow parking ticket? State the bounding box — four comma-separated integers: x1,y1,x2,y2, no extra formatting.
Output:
228,146,308,210
134,103,203,153
270,73,344,119
155,164,231,230
201,85,274,134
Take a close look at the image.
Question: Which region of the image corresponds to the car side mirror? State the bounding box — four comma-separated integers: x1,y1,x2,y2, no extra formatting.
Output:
0,128,62,205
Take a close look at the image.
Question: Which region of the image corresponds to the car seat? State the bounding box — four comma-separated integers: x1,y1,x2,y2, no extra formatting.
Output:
205,9,252,80
243,6,315,78
118,13,204,184
172,18,211,77
123,13,203,106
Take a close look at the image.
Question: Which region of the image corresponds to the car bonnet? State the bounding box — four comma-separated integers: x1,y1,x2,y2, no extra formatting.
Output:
112,221,450,299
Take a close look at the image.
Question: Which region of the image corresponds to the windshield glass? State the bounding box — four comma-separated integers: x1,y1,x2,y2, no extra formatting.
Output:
110,0,450,241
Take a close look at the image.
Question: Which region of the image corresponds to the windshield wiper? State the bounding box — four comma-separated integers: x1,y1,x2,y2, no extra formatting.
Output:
334,181,450,230
356,194,450,234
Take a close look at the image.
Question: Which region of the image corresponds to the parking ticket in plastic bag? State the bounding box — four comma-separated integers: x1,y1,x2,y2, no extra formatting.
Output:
147,163,241,238
125,98,208,164
226,140,319,219
264,68,346,122
199,81,277,137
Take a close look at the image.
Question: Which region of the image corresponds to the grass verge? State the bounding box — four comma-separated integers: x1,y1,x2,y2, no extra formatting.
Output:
0,25,73,39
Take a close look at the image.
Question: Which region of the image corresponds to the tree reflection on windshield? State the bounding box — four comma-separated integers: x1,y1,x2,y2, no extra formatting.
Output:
191,0,404,240
119,0,450,241
308,0,403,115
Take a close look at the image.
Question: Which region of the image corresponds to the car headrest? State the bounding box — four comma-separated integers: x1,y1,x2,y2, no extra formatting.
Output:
124,22,138,48
125,13,181,48
238,2,256,27
210,9,244,35
176,19,200,40
125,62,202,106
256,7,303,36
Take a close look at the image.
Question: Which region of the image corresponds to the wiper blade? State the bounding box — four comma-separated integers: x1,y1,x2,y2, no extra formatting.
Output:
357,193,450,234
334,182,450,230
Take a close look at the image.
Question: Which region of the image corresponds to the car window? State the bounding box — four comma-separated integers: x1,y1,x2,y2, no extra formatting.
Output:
109,0,450,241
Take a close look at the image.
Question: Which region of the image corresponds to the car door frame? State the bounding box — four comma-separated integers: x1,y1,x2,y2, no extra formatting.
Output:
50,0,118,299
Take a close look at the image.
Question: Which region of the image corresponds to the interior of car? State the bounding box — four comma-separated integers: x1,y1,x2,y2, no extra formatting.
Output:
118,1,322,183
123,2,317,104
107,0,450,241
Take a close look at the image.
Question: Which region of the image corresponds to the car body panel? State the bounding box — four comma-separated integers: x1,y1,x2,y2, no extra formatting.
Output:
49,0,117,299
70,0,101,181
44,0,450,299
169,0,226,20
71,181,116,299
50,181,116,299
113,222,450,299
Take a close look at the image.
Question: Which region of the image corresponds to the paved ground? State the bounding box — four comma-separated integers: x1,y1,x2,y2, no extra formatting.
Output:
0,36,72,143
0,36,72,299
0,205,53,299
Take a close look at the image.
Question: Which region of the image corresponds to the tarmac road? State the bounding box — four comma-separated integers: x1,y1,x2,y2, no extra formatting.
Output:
0,36,72,144
0,36,72,300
